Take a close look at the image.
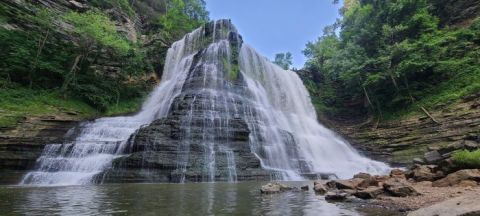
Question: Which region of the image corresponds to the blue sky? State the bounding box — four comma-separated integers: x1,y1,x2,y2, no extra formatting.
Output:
205,0,342,68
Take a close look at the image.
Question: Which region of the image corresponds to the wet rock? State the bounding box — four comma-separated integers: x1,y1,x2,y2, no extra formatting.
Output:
383,178,419,197
260,182,294,194
432,169,480,187
326,178,366,190
313,181,327,194
325,192,348,201
301,185,309,191
353,172,372,179
353,187,384,199
354,172,379,187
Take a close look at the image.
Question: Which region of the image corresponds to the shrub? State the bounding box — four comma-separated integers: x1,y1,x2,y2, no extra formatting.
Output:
452,150,480,169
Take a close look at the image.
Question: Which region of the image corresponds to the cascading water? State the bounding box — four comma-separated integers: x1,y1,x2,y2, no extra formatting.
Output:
21,20,388,185
19,27,205,185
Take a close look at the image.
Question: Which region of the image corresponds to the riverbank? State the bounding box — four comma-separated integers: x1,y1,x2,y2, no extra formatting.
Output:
368,181,480,213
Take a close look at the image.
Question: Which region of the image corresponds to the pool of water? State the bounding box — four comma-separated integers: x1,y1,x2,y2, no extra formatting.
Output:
0,182,363,216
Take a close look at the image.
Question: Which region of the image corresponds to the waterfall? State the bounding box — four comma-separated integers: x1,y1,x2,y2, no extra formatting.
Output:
20,20,388,186
19,27,206,185
239,44,388,179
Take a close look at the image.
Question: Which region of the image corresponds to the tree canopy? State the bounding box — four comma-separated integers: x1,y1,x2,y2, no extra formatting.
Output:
274,52,293,70
302,0,480,119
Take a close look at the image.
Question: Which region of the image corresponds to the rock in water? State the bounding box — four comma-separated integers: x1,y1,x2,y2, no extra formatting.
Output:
313,181,328,194
260,183,294,194
325,192,348,201
301,185,309,191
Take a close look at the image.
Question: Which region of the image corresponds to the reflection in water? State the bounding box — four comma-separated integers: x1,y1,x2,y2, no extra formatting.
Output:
1,182,358,216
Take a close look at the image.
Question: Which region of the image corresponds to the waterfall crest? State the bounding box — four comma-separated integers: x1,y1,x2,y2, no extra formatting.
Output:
21,20,388,185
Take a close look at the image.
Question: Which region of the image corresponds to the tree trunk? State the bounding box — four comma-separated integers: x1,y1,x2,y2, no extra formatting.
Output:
30,29,50,88
362,86,374,108
421,106,441,124
61,55,82,97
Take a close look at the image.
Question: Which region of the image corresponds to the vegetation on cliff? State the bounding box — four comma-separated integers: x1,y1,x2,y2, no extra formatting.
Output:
301,0,480,121
0,0,209,127
452,150,480,169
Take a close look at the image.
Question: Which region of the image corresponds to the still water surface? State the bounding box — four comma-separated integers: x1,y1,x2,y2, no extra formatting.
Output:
0,182,361,216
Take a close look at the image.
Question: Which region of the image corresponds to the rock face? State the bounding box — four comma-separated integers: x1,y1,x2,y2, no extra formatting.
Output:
100,21,272,182
326,93,480,166
0,116,80,184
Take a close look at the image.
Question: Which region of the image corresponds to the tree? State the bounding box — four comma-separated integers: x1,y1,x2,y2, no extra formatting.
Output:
301,0,480,119
158,0,209,42
274,52,293,70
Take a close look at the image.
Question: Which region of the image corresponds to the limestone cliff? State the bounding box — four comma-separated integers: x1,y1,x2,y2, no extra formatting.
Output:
326,93,480,166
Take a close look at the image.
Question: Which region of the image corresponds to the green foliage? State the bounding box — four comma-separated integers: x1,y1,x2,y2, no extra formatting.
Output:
63,11,132,54
0,0,210,126
0,88,97,127
273,52,293,70
158,0,209,41
452,150,480,169
302,0,480,119
116,0,136,17
89,0,136,17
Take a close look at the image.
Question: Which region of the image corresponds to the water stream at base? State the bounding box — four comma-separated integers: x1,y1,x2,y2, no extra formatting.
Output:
20,20,389,186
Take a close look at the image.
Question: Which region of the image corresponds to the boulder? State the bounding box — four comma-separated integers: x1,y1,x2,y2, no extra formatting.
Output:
411,165,444,181
383,178,419,197
326,178,366,190
424,150,442,164
313,181,327,194
353,172,372,179
260,182,294,194
390,169,406,179
413,158,425,165
353,172,379,187
325,192,348,201
301,185,309,191
432,169,480,187
464,140,480,151
353,187,384,199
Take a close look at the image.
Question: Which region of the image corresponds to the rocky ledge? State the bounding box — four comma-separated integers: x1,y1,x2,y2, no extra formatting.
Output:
330,93,480,166
0,114,81,184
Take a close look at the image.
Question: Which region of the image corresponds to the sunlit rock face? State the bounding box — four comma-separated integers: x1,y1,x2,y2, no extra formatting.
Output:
21,20,388,185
